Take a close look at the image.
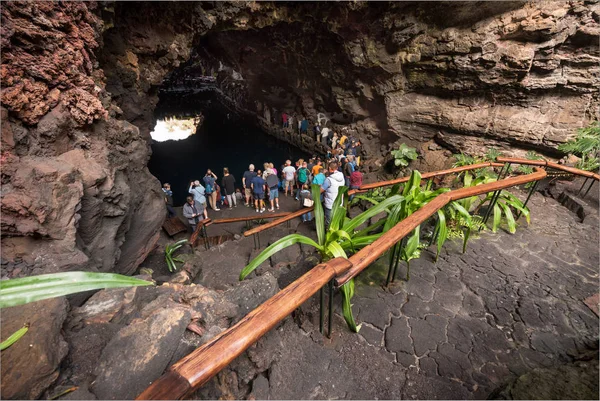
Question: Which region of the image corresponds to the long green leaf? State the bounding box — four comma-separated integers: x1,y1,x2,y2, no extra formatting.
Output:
330,187,349,231
435,210,447,262
401,226,421,262
0,272,153,309
354,218,386,238
498,201,517,233
342,195,403,233
340,234,382,250
240,234,322,280
340,279,361,332
462,226,471,254
312,184,325,246
0,325,28,350
492,203,502,233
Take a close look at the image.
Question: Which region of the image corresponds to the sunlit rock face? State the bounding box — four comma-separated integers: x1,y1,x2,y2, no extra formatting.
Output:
1,0,598,276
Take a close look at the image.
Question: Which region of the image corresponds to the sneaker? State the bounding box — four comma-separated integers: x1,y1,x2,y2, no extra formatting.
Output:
295,198,299,201
215,208,221,211
256,209,259,213
260,208,265,213
268,208,274,212
276,205,280,209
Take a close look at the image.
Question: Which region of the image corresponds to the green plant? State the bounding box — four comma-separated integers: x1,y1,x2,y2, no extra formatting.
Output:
0,271,153,351
558,121,600,172
484,148,502,162
391,144,418,169
240,184,406,332
165,239,188,272
0,272,153,309
479,191,530,233
0,324,28,351
452,153,478,168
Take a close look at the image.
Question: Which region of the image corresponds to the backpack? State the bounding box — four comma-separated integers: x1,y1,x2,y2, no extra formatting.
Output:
204,177,214,194
298,167,308,183
266,174,278,189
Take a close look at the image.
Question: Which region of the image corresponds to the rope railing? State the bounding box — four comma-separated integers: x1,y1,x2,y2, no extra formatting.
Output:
137,165,550,400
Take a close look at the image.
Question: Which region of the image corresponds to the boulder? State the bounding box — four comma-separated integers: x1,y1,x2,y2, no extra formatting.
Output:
1,298,69,399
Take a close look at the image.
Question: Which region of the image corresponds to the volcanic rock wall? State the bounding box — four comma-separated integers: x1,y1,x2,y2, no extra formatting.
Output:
1,1,598,276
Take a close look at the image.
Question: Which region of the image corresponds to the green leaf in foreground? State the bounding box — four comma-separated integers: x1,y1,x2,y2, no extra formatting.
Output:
0,272,154,309
0,325,28,350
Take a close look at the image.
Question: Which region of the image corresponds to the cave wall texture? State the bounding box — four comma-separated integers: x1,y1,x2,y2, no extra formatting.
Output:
1,1,598,276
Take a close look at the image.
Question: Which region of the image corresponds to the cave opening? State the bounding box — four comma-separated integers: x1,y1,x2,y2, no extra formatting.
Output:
148,91,310,206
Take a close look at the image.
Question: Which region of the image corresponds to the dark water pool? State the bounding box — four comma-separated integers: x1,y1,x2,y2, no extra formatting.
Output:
148,102,309,206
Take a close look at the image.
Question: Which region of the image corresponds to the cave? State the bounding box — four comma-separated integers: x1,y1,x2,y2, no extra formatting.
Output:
1,1,599,400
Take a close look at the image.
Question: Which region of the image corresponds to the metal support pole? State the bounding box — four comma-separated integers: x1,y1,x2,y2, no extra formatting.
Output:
257,232,261,248
391,242,403,284
202,226,210,250
428,217,440,247
253,234,257,249
516,180,539,219
577,178,589,196
319,287,324,334
327,280,334,338
498,163,511,180
583,179,596,198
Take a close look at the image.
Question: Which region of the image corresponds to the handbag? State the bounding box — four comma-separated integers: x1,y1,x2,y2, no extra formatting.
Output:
303,198,314,207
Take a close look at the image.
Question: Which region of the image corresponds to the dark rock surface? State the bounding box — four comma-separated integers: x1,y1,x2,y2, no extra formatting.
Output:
0,298,69,399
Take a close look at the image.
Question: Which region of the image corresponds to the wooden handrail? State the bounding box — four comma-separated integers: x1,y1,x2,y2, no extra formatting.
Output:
189,218,212,246
212,212,291,224
137,168,546,400
136,258,353,400
243,162,505,238
243,207,314,236
335,167,547,286
359,162,499,190
497,157,599,180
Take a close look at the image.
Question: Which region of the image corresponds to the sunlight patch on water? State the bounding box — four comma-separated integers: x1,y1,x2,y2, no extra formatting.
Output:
150,116,202,142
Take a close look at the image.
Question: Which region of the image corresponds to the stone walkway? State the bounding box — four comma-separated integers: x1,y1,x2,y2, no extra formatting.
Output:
191,187,599,399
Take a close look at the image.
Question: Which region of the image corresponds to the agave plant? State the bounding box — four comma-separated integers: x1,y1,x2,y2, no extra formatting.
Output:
165,239,188,272
241,184,408,332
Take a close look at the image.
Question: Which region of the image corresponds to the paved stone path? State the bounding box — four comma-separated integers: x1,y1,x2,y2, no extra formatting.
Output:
192,187,598,399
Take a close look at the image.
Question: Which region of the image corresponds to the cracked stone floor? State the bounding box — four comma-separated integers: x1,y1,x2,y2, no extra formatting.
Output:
193,187,599,400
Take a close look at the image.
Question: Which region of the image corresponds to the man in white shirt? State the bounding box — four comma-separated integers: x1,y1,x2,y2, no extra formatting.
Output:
282,160,296,197
321,126,330,146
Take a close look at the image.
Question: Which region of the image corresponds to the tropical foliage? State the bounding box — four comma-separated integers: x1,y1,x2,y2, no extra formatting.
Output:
391,144,418,168
241,164,533,334
558,121,600,171
165,239,188,272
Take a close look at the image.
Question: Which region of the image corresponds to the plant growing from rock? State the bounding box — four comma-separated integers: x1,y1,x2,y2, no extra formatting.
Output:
391,143,418,175
558,121,600,171
165,239,188,272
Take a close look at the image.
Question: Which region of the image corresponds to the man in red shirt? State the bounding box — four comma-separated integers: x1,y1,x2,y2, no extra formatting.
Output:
349,164,363,201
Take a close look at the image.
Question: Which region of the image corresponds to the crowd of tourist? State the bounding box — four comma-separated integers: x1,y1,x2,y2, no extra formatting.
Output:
163,120,364,230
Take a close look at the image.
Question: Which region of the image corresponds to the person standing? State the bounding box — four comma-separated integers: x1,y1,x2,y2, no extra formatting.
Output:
252,170,266,213
183,196,207,233
282,160,296,197
299,184,313,222
162,183,176,218
242,164,257,207
314,122,321,143
321,125,330,146
288,115,293,131
282,112,288,128
300,117,309,134
331,132,339,149
320,161,345,228
266,170,280,211
203,169,220,211
349,164,363,201
222,167,237,208
296,161,309,200
189,180,207,211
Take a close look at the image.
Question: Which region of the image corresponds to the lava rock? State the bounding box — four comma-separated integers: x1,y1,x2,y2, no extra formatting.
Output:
0,297,69,399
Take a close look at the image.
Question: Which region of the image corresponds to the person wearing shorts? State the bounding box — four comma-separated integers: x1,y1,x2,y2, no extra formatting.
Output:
242,164,257,207
266,171,280,212
282,160,296,197
252,171,266,213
